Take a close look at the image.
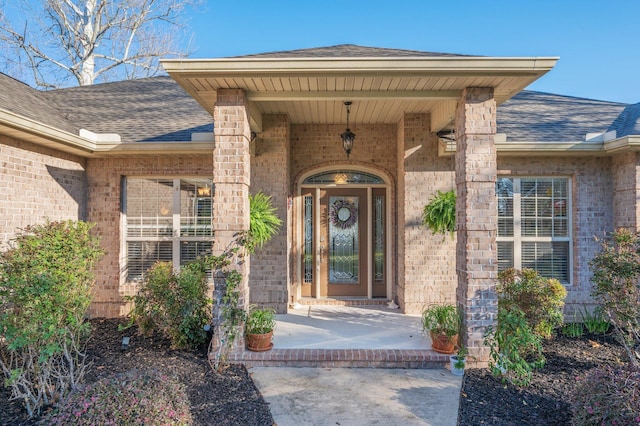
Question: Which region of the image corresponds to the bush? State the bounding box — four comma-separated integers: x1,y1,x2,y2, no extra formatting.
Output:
128,259,211,349
0,220,103,418
590,228,640,367
484,268,566,386
484,307,545,386
496,268,567,339
44,369,192,425
572,365,640,425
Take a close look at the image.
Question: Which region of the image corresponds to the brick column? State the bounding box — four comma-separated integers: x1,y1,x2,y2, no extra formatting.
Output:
212,89,251,308
454,87,498,362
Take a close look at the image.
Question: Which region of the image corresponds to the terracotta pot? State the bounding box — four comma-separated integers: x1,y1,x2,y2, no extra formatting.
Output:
246,331,274,352
429,331,457,354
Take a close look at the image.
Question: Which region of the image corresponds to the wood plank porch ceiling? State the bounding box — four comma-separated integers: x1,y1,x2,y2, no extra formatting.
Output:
162,57,558,132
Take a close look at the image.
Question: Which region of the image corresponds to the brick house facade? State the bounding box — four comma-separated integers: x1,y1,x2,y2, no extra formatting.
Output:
2,45,639,359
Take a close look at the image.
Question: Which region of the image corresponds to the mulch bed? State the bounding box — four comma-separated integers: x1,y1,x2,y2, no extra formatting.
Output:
458,332,628,425
1,320,628,426
0,318,274,426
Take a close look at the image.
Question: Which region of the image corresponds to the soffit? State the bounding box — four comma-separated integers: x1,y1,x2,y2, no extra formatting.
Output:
162,56,558,131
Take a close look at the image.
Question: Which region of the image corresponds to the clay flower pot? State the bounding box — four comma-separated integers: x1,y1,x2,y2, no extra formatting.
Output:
430,331,458,354
246,331,274,352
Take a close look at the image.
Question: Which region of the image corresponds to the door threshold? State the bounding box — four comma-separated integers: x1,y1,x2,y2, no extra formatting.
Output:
296,297,389,306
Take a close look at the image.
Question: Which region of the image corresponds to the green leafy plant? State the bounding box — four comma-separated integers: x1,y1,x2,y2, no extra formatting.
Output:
571,365,640,425
484,268,563,386
422,189,456,237
0,220,104,418
484,307,545,386
126,258,211,350
580,308,610,335
453,346,469,370
421,304,461,337
497,268,567,339
43,369,192,425
589,228,640,367
244,192,283,253
561,322,584,338
210,266,246,372
245,305,277,335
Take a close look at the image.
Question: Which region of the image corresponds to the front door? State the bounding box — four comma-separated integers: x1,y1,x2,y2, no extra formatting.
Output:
320,188,368,297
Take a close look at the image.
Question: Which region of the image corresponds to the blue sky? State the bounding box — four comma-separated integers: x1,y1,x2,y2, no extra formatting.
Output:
187,0,640,104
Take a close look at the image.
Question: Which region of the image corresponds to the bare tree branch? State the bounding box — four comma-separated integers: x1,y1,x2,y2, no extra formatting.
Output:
0,0,198,88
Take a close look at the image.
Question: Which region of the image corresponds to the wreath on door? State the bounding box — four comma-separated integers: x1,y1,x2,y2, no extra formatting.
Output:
329,199,358,229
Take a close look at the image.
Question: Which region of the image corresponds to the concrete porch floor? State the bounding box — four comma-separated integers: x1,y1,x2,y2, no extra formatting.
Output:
229,304,450,368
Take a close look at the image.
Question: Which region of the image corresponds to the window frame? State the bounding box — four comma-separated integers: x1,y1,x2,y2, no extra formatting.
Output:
496,175,573,285
121,176,214,282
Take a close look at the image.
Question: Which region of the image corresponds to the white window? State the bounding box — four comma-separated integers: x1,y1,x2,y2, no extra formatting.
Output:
123,177,214,281
496,177,571,284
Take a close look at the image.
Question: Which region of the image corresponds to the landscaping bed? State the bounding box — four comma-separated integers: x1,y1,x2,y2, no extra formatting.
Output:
458,332,627,425
0,318,274,426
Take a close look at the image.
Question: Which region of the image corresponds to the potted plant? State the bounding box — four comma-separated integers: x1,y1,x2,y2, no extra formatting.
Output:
244,305,276,352
422,189,456,238
450,345,468,376
421,304,461,354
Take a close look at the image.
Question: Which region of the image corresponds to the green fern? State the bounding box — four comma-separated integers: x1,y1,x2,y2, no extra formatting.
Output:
246,192,283,253
422,189,456,237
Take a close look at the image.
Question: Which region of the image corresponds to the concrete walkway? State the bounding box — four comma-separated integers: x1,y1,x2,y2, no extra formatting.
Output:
247,305,462,425
250,367,462,426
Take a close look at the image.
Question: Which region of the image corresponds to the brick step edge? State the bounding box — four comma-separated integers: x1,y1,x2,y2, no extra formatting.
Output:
296,298,390,306
225,348,449,369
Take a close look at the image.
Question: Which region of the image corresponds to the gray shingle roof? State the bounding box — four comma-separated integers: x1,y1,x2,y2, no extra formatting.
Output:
497,91,627,142
235,44,475,58
43,76,212,143
607,103,640,138
0,72,78,134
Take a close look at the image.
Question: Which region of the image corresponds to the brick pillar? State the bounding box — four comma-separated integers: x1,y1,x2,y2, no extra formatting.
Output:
612,152,640,231
212,89,251,308
454,87,497,362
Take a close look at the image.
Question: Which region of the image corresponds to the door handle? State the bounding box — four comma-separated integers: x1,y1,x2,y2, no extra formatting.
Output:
319,244,325,263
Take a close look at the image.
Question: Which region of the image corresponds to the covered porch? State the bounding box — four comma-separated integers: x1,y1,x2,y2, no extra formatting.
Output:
162,45,558,361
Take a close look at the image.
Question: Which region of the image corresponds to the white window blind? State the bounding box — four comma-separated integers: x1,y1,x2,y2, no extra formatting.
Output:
496,177,571,284
124,178,214,281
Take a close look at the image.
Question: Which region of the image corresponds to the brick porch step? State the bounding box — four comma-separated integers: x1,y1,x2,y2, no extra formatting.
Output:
296,297,390,306
228,348,449,368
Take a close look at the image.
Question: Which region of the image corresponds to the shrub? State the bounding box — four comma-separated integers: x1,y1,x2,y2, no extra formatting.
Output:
244,192,282,253
496,268,567,339
422,189,456,237
484,268,566,386
572,365,640,425
44,369,192,425
484,307,545,386
128,258,211,349
0,220,103,418
589,228,640,367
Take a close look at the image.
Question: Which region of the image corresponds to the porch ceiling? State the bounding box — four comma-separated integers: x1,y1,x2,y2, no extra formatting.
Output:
161,56,558,132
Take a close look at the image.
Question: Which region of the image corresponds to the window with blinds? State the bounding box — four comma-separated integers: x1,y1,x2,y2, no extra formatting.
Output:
124,178,214,281
496,177,571,284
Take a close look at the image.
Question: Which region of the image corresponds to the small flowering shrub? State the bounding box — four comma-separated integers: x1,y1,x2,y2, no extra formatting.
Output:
44,369,192,425
590,228,640,367
127,259,211,349
572,365,640,425
497,268,567,339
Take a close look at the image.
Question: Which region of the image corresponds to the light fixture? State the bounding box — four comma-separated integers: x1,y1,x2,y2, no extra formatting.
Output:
340,101,356,159
197,186,211,197
436,129,455,141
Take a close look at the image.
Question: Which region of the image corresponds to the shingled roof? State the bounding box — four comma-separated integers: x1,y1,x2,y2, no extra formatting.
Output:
235,44,475,58
0,72,78,135
497,91,627,142
607,102,640,138
43,76,212,143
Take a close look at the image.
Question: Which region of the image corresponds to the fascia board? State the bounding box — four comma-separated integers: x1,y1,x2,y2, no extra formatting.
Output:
161,57,559,76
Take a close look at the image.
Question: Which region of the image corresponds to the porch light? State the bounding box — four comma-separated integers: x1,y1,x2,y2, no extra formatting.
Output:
340,101,356,159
